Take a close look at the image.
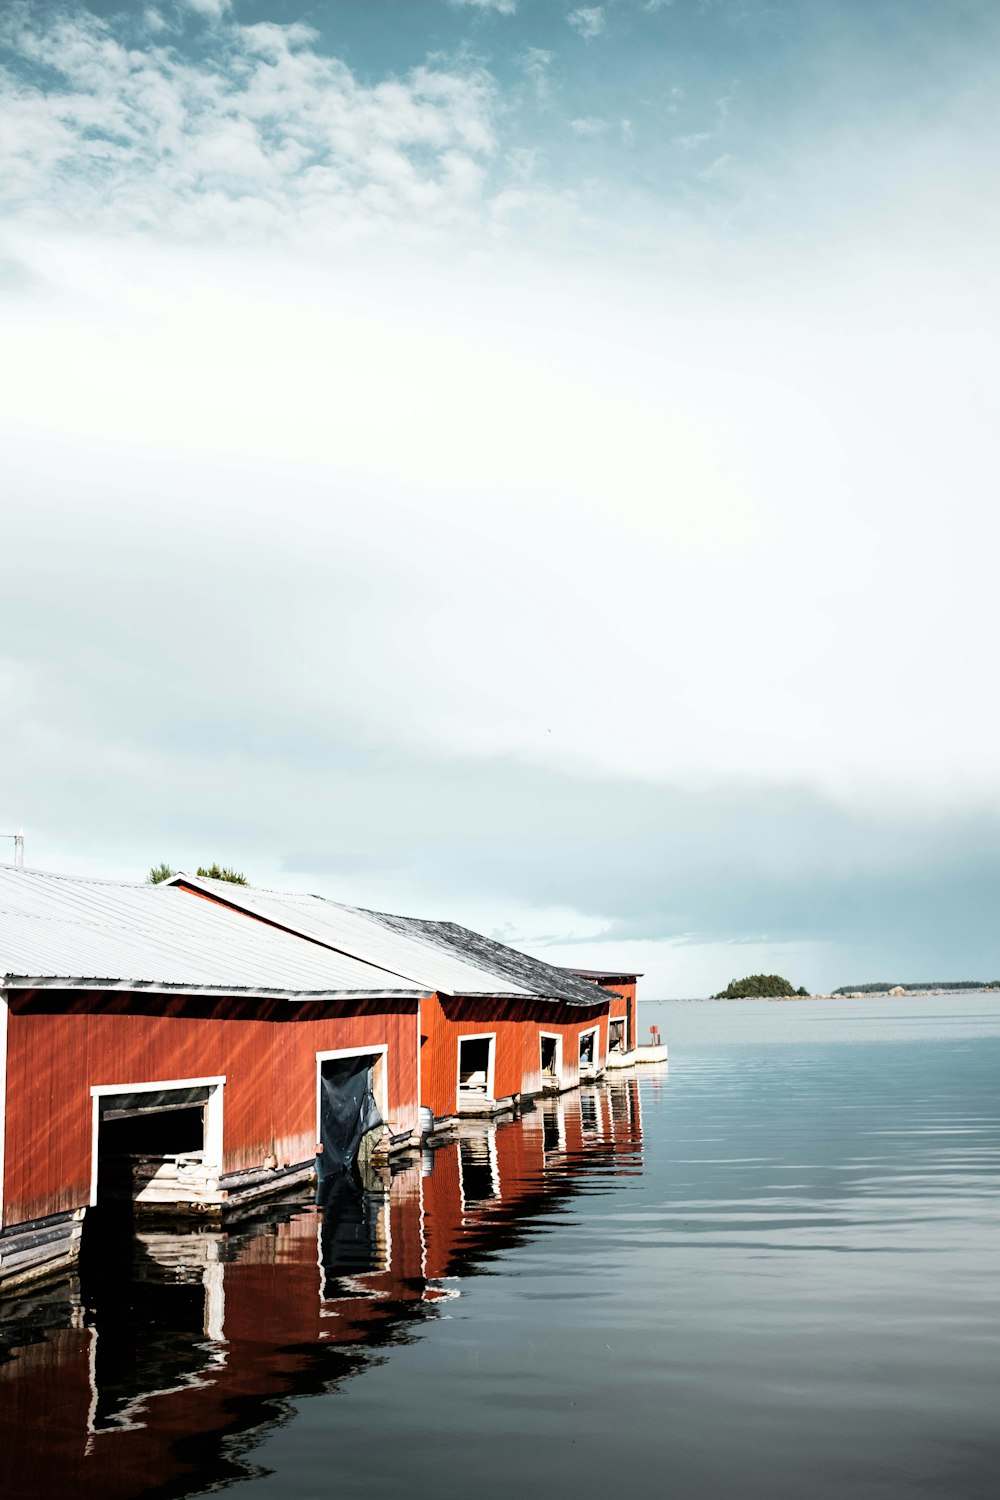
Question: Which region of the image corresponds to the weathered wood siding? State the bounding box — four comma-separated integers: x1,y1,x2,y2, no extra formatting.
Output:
2,992,420,1229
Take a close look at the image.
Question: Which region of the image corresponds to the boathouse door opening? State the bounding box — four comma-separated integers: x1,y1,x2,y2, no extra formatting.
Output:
457,1035,495,1100
609,1019,626,1054
89,1078,225,1217
540,1033,562,1089
316,1048,386,1193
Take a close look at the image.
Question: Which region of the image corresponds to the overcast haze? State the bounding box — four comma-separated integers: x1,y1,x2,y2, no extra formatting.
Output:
2,0,998,995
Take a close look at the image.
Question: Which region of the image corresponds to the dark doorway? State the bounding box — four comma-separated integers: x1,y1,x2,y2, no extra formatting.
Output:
93,1092,209,1221
541,1036,559,1077
458,1037,492,1093
101,1106,204,1161
579,1031,595,1067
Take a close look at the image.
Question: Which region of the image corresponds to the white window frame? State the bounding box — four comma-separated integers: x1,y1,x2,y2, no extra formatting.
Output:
539,1030,563,1086
89,1075,226,1207
456,1032,496,1100
315,1044,389,1141
578,1024,601,1069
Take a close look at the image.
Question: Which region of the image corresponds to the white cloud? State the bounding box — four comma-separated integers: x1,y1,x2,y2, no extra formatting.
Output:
672,130,711,150
518,46,555,105
0,7,504,242
698,151,734,179
450,0,517,13
672,95,731,152
568,8,606,39
570,115,608,135
183,0,231,16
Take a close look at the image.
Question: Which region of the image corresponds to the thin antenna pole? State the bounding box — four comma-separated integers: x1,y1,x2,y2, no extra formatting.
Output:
2,831,25,868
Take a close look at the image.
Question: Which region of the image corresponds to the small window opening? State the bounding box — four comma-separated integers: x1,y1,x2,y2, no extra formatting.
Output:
541,1036,558,1076
579,1031,595,1066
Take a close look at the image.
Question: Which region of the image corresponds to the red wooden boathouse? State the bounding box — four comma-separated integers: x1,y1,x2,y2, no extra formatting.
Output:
0,868,428,1292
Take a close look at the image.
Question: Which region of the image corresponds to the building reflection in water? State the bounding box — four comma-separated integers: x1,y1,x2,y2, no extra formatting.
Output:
0,1076,643,1500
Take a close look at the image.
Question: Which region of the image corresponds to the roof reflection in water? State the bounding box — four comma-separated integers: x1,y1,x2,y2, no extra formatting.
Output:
0,1076,643,1500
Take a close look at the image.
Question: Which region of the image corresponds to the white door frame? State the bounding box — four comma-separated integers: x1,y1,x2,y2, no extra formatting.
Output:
89,1075,226,1207
456,1032,496,1099
539,1030,563,1085
315,1044,389,1140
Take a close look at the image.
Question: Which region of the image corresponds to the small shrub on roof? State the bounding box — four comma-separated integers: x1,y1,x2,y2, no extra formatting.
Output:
196,863,249,885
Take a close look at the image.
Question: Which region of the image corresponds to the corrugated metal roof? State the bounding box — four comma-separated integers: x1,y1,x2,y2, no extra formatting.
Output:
170,875,607,1007
169,876,535,997
0,867,426,999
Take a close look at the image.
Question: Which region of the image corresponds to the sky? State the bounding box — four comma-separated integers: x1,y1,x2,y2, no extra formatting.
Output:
1,0,999,996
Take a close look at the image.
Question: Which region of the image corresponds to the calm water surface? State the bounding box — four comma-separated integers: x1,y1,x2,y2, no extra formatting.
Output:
2,995,998,1499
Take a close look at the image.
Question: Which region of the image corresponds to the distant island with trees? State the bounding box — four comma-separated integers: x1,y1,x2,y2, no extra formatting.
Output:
713,974,809,999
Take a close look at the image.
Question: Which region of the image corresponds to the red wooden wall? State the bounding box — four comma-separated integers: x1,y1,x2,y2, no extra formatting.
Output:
2,992,420,1229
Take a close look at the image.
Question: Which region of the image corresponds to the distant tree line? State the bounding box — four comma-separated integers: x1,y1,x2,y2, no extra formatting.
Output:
832,980,1000,994
713,974,809,999
147,862,248,885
